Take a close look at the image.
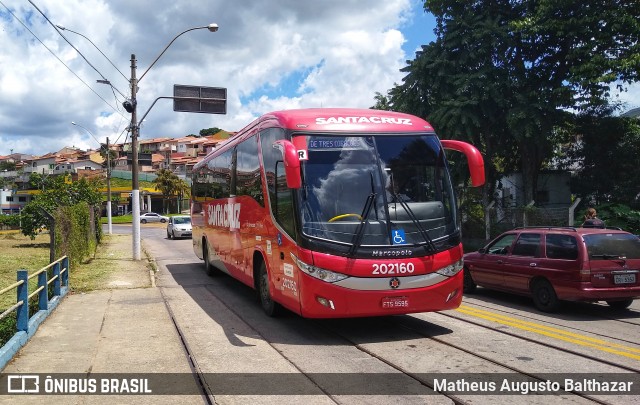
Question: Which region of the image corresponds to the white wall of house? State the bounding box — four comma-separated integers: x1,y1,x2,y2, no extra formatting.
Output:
1,189,32,213
26,156,56,175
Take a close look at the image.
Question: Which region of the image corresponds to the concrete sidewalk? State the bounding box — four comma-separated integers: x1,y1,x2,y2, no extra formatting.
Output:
1,234,203,404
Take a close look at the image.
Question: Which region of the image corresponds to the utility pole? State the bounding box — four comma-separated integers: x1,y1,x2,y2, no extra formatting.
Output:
66,24,219,261
130,54,141,260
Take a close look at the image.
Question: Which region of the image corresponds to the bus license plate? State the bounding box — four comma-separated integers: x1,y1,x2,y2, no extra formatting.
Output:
614,274,636,284
381,296,409,309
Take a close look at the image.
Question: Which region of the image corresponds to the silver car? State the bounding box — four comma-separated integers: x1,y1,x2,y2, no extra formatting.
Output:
140,212,169,223
167,215,192,239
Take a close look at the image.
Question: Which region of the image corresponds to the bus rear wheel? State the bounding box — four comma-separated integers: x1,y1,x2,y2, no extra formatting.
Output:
203,243,219,276
258,262,280,317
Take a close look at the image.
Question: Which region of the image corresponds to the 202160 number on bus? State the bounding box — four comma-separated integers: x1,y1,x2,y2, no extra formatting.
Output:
372,263,415,275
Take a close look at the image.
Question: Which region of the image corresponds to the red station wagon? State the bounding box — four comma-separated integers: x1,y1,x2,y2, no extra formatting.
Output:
463,227,640,312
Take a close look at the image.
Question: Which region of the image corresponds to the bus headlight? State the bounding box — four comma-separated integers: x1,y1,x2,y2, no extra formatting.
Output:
291,254,349,283
436,259,463,277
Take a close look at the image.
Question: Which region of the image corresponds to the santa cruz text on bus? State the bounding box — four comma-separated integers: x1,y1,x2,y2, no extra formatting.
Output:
315,116,413,125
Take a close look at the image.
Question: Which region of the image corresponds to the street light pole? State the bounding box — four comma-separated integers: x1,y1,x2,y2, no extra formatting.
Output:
127,23,218,261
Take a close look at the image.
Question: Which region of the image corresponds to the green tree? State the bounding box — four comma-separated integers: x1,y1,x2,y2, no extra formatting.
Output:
20,176,103,239
0,161,17,171
99,144,117,170
175,177,191,213
29,172,54,191
559,114,640,206
153,169,190,214
378,0,640,205
199,127,223,137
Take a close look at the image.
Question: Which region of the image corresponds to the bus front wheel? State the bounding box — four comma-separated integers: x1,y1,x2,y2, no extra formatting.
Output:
258,262,280,317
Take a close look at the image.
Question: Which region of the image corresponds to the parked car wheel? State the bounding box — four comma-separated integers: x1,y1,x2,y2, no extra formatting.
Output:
531,279,560,312
141,219,147,224
160,218,166,223
606,299,633,310
463,267,477,293
167,230,172,239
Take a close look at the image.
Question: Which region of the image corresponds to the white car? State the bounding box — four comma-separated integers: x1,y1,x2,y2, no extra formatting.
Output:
167,215,192,239
140,212,169,224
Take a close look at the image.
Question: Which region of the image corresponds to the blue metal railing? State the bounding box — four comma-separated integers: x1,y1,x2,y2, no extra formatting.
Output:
0,256,69,370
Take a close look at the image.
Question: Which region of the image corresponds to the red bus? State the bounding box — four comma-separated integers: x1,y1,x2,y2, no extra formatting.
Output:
191,108,484,318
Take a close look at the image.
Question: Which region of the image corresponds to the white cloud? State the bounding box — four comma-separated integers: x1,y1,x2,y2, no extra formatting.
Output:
0,0,415,156
611,82,640,113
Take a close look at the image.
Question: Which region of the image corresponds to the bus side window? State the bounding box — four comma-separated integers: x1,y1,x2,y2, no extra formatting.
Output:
236,135,264,206
209,150,232,199
260,127,295,237
275,161,295,236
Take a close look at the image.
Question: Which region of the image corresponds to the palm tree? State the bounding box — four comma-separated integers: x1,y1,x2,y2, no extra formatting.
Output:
153,169,191,214
173,177,191,213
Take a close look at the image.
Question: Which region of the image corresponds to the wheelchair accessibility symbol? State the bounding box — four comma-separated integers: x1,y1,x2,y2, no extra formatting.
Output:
392,229,406,245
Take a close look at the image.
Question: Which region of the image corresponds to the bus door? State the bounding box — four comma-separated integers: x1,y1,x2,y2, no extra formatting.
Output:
263,129,301,311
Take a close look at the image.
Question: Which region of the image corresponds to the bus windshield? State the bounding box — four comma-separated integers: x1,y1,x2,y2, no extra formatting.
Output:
297,134,456,248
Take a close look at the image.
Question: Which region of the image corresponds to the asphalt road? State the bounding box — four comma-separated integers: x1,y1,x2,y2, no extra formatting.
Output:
113,223,640,404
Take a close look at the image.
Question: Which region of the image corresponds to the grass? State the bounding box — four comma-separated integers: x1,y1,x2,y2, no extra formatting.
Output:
0,231,53,346
101,214,133,224
100,213,186,224
0,230,145,346
0,232,51,310
0,231,131,309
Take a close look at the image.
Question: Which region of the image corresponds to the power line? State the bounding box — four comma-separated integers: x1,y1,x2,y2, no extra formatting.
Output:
27,0,127,100
0,0,127,120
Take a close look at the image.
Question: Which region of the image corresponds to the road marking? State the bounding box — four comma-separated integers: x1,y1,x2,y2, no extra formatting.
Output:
456,305,640,361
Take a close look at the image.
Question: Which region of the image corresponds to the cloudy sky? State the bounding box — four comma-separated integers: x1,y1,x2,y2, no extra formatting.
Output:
1,0,638,157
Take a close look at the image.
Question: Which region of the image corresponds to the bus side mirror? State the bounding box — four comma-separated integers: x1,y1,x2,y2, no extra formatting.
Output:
441,139,485,187
273,140,302,189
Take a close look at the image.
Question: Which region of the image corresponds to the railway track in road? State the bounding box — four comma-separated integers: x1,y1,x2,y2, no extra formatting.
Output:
159,274,638,404
144,230,638,404
314,316,631,405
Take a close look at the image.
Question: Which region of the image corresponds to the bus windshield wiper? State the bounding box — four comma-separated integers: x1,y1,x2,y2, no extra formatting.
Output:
392,193,436,253
348,193,376,257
